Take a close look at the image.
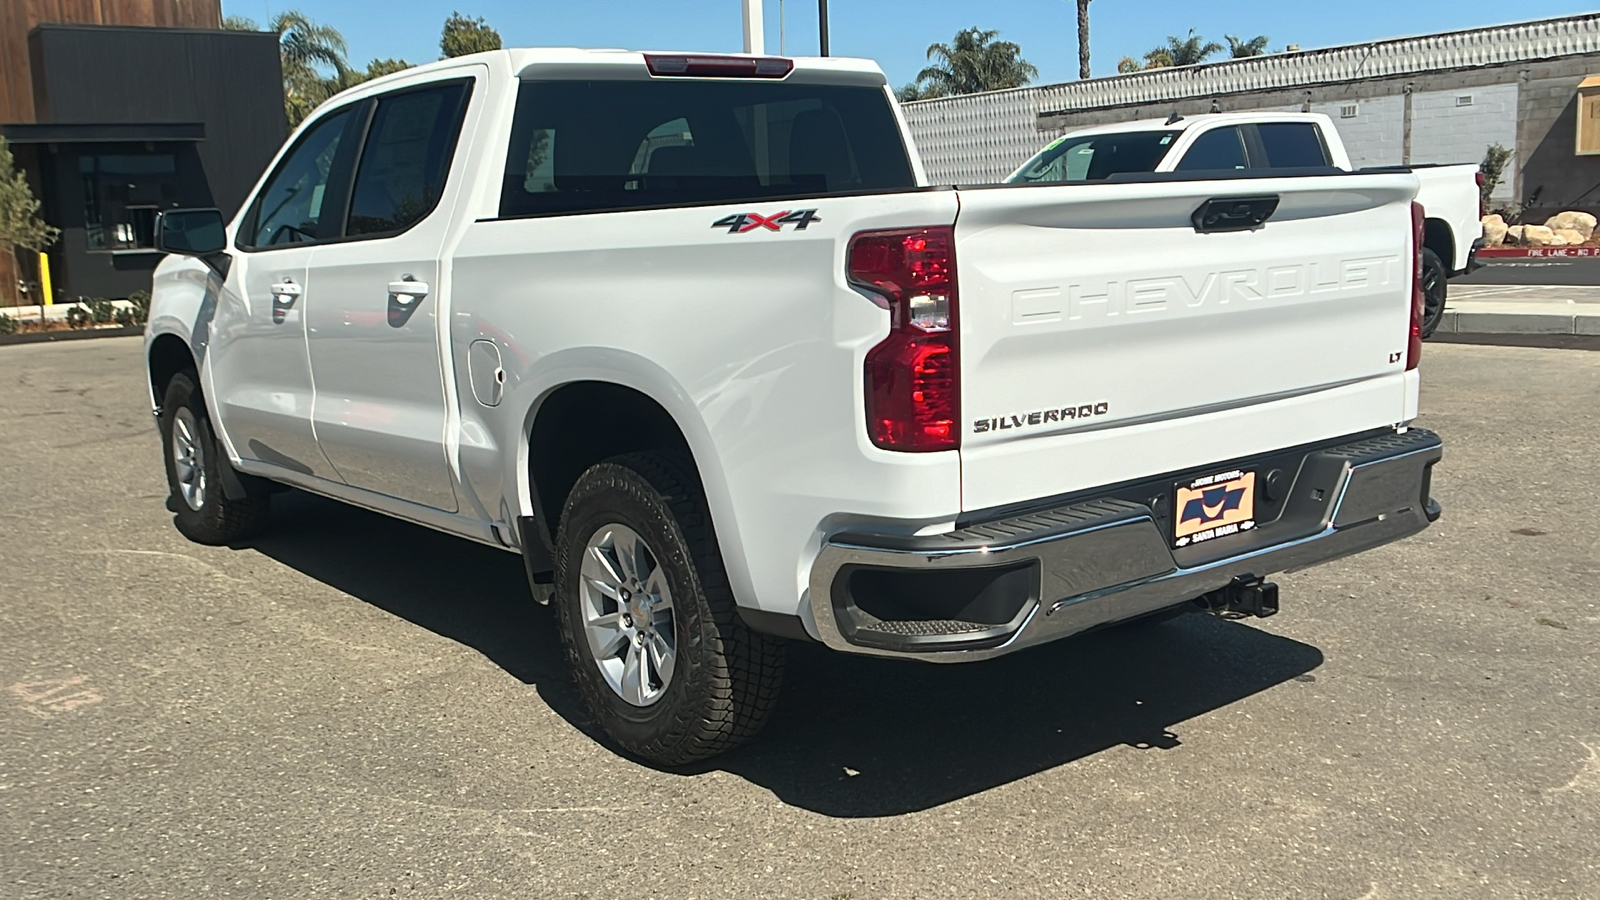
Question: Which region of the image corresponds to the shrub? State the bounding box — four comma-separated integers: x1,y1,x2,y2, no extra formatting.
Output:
127,290,151,326
1480,143,1512,212
0,312,17,335
65,303,90,328
88,298,114,324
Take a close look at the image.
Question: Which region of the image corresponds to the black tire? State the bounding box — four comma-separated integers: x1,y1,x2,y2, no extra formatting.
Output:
159,371,270,545
553,451,784,765
1420,247,1447,340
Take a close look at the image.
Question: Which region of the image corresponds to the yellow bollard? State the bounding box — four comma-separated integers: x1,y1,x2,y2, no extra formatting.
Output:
38,251,52,306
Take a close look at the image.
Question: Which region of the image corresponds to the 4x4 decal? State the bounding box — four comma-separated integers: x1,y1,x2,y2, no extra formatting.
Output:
711,209,821,234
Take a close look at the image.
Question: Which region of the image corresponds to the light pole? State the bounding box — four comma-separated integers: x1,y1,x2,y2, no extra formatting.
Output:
742,0,764,54
819,0,829,56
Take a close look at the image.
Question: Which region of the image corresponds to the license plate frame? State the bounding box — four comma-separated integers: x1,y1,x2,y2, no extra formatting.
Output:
1173,469,1258,549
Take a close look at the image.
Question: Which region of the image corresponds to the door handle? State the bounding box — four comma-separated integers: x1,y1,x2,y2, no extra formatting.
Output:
269,280,302,305
388,277,430,304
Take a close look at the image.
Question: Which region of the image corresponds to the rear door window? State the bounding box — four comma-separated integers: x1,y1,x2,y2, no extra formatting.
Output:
346,81,472,237
1252,122,1331,168
1175,126,1248,172
499,80,916,216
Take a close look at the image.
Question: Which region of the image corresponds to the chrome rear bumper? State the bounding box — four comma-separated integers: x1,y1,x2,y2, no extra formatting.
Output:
808,428,1443,661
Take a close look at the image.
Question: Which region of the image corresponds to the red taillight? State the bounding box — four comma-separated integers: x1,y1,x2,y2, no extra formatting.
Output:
644,54,793,78
1408,201,1424,371
1475,169,1486,218
849,227,959,452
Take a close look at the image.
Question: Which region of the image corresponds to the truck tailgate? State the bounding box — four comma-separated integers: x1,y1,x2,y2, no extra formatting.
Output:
954,173,1421,512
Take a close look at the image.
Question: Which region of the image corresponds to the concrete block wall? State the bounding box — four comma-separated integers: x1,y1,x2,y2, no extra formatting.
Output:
1518,56,1600,216
1316,95,1406,169
1411,83,1519,200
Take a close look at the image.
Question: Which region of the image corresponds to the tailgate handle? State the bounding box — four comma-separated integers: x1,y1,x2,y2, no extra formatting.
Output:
1192,195,1279,233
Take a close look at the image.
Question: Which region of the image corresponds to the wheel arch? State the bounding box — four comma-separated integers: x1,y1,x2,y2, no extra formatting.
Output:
1423,218,1455,274
148,332,197,410
521,380,710,583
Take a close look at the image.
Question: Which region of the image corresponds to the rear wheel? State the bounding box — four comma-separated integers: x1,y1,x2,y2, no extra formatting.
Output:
160,372,270,544
553,451,784,765
1420,248,1447,339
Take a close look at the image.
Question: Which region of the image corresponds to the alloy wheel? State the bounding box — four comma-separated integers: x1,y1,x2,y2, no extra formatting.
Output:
578,523,677,706
171,407,208,512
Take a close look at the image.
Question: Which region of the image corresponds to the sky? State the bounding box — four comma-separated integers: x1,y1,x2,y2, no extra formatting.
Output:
223,0,1600,89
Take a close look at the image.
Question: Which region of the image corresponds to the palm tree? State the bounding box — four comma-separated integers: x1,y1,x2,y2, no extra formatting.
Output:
227,11,352,125
1142,48,1176,69
272,11,351,124
1159,30,1223,67
913,28,1038,97
1226,34,1270,58
1076,0,1092,79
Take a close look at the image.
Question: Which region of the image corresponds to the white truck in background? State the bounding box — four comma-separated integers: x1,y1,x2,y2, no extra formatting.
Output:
144,50,1443,765
1005,112,1484,337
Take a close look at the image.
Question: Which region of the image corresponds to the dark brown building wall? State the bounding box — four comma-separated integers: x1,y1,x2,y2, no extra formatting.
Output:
0,0,220,124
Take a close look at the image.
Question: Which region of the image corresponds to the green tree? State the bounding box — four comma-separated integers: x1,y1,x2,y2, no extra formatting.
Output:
1157,30,1222,66
441,12,502,58
227,11,353,125
897,83,936,102
337,57,415,90
362,58,413,79
1226,34,1270,58
911,27,1038,97
0,136,59,255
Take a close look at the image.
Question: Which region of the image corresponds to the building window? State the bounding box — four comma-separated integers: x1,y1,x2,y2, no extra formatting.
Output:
1455,95,1474,107
1339,104,1358,118
80,153,178,251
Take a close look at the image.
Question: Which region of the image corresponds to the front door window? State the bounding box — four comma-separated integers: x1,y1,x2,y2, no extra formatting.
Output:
243,107,355,248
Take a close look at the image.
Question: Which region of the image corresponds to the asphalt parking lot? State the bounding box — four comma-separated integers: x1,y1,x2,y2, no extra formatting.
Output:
3,337,1598,899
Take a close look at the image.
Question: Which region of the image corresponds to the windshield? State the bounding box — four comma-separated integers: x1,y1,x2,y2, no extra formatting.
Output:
1006,130,1180,184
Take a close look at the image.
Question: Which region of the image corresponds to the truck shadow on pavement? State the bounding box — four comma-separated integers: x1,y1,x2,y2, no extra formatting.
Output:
245,490,1324,819
715,618,1321,817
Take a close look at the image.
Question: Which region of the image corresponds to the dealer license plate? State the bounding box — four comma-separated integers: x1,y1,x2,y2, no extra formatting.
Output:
1173,469,1257,549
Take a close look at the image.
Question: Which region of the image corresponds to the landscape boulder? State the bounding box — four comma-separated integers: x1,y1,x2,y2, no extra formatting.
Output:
1521,224,1561,247
1504,224,1525,245
1481,214,1508,246
1555,228,1588,246
1543,210,1597,241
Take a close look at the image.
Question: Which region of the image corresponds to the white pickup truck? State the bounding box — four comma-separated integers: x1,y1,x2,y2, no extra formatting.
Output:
1006,112,1484,338
145,50,1443,764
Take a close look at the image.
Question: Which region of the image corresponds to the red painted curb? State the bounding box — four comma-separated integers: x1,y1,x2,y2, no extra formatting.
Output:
1478,247,1600,258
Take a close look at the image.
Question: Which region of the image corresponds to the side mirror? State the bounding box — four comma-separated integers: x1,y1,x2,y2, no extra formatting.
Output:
156,208,227,256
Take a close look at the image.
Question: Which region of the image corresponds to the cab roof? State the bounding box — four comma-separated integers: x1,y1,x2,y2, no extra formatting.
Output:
1059,111,1332,138
351,47,888,91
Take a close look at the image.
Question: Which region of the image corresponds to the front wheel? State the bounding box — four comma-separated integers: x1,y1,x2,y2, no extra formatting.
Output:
1420,247,1447,340
553,452,784,766
159,372,270,545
